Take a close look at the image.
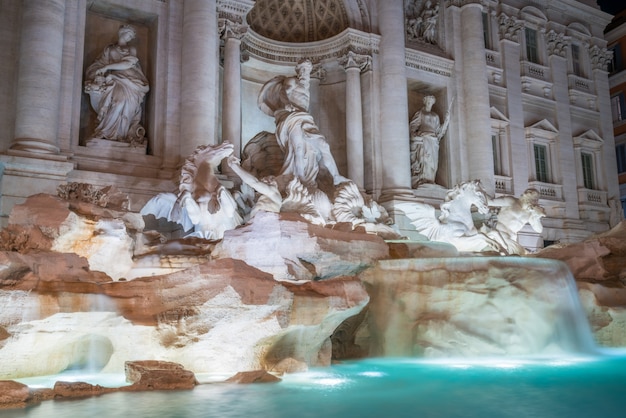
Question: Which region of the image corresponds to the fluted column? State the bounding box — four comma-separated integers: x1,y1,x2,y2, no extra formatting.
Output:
340,51,369,189
377,0,412,200
181,0,219,157
11,0,66,154
220,19,247,157
309,64,326,124
459,1,494,196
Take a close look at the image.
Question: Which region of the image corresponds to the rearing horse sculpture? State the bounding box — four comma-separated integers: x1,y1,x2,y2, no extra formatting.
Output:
141,142,242,239
397,180,500,252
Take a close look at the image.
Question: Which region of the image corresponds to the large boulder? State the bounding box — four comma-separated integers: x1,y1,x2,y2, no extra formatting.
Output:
1,194,142,280
0,255,369,379
535,221,626,347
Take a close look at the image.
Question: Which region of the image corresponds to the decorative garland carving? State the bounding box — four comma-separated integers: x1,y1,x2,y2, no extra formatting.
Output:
589,45,613,71
546,30,567,58
498,13,523,42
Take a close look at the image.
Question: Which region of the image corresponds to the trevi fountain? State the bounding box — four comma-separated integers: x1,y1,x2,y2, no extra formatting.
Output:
1,1,626,417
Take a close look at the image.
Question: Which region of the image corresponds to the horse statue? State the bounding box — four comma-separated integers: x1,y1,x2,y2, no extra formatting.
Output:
397,180,500,252
141,142,242,239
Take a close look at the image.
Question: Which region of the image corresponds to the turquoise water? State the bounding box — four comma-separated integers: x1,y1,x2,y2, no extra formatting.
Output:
7,355,626,418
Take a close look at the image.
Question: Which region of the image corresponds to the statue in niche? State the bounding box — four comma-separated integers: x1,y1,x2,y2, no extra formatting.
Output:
141,142,243,240
257,59,349,189
483,188,546,255
409,95,450,188
84,25,149,146
406,0,439,45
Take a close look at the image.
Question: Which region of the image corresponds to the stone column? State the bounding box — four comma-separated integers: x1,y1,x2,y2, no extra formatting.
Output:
591,45,621,207
377,0,412,201
340,51,369,189
309,64,326,124
458,1,494,196
498,14,527,195
181,0,219,157
549,35,578,220
11,0,66,154
220,19,247,157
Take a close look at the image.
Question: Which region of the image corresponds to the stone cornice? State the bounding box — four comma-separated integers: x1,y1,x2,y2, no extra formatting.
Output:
405,49,454,77
242,27,379,64
217,0,255,23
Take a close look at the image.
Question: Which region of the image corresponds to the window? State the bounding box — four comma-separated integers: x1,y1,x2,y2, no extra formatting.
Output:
571,44,583,77
525,28,539,63
492,134,500,174
617,144,626,174
611,93,626,122
482,12,491,50
608,44,623,74
534,143,549,182
581,152,594,189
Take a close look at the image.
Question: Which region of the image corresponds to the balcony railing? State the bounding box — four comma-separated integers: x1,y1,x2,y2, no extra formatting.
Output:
577,188,607,206
528,181,563,201
494,176,513,195
568,74,593,93
521,61,549,81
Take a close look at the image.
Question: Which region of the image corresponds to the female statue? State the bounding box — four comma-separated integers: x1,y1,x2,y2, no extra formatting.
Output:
84,25,149,145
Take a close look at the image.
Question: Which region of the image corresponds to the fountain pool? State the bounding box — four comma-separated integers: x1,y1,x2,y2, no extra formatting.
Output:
7,354,626,418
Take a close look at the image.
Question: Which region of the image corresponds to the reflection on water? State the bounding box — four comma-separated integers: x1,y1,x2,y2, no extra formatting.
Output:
6,354,626,418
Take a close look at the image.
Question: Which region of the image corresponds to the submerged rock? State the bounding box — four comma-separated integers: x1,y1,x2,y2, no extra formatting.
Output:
225,370,281,384
124,360,197,390
0,380,30,409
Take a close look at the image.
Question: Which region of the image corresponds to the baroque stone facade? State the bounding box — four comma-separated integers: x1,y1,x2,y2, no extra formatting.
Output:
0,0,621,245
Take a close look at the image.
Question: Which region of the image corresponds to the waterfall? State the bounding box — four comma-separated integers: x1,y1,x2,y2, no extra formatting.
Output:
361,257,598,357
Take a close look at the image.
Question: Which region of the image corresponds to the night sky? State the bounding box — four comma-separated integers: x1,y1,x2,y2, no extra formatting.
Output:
598,0,626,15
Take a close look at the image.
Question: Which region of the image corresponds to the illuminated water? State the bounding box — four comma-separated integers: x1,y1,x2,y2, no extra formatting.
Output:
7,355,626,418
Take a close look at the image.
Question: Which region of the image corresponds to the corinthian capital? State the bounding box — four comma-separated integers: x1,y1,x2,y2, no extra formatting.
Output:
339,51,371,72
219,18,247,41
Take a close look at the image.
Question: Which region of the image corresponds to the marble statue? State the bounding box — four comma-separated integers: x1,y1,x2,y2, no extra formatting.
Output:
141,142,242,239
257,59,349,189
84,25,150,146
484,188,546,255
397,180,500,252
409,95,450,188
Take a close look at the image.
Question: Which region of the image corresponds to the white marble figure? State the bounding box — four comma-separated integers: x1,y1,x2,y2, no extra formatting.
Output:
397,180,500,252
141,142,242,239
84,25,149,145
409,95,450,188
257,59,349,188
484,188,546,255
